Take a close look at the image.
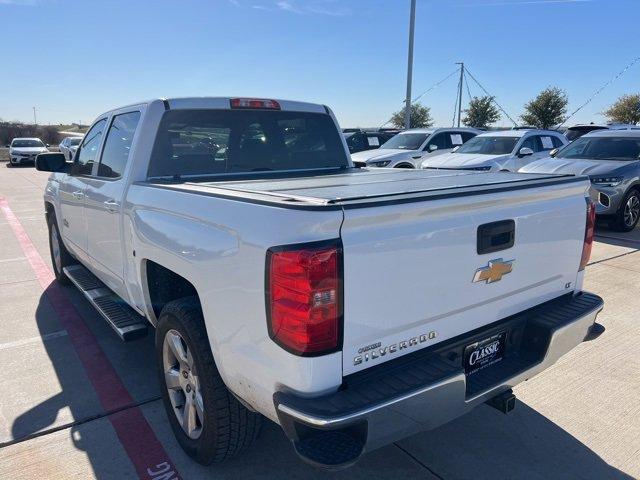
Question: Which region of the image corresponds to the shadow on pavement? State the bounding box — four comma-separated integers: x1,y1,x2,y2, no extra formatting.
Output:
397,401,633,480
9,287,159,478
595,222,640,248
8,285,634,479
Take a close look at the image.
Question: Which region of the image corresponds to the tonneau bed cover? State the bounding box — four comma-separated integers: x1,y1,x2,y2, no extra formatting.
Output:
140,168,583,209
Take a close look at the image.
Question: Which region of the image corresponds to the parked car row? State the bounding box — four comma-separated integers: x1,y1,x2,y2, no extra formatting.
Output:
5,135,84,166
420,129,568,172
351,127,480,168
8,120,639,233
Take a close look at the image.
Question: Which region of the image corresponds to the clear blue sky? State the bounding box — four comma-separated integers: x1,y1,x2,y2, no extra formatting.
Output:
2,0,639,128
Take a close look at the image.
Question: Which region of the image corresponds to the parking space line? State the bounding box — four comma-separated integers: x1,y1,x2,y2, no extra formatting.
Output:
394,443,444,480
595,234,640,247
0,256,27,263
0,197,182,480
588,248,640,266
0,330,68,351
0,396,162,449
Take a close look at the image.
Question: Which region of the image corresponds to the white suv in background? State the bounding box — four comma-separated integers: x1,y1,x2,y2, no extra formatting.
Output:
420,129,568,172
59,136,83,161
351,127,480,168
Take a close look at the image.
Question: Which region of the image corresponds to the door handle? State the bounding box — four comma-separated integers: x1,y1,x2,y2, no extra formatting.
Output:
72,190,84,200
104,199,119,213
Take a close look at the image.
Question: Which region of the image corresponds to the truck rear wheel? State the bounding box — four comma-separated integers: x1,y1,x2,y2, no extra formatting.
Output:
156,297,262,464
47,212,74,284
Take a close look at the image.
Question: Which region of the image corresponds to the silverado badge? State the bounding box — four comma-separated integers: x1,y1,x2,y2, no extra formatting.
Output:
473,258,514,284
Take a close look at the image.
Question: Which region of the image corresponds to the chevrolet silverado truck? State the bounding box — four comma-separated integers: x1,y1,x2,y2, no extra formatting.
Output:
36,97,604,469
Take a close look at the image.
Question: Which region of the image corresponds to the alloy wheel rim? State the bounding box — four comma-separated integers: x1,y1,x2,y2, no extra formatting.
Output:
51,224,62,273
624,195,640,227
162,329,204,439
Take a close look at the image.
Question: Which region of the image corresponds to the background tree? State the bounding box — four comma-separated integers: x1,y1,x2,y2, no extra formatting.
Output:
463,96,500,128
520,87,568,129
604,94,640,125
390,103,433,129
0,121,61,146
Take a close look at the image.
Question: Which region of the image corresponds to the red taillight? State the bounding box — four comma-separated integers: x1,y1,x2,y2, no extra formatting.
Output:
230,98,281,110
579,200,596,271
266,242,341,356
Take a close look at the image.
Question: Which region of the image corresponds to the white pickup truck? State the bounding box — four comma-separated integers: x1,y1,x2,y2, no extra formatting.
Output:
36,97,604,469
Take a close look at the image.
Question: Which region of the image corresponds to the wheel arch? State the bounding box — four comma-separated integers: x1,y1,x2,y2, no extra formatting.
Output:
141,259,202,326
44,200,55,220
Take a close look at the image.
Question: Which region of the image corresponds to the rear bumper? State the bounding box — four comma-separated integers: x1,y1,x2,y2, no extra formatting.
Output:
274,292,603,469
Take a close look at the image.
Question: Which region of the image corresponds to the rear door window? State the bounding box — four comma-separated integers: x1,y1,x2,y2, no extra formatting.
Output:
97,111,141,178
461,132,477,143
426,133,447,151
520,136,538,152
449,133,464,147
551,135,565,148
148,109,348,178
538,136,555,151
366,135,381,147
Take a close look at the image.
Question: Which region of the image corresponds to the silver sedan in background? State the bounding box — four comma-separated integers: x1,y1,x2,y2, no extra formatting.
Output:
520,130,640,231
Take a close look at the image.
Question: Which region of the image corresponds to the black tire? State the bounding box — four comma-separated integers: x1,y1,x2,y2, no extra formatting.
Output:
613,189,640,232
47,212,74,284
156,297,262,464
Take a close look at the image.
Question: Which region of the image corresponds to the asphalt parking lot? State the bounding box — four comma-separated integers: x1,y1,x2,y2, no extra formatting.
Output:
0,164,638,480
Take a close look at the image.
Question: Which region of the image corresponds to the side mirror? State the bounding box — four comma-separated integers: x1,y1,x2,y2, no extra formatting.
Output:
428,144,438,152
549,148,559,157
518,147,534,157
5,145,10,148
46,144,50,147
36,152,68,172
452,145,460,153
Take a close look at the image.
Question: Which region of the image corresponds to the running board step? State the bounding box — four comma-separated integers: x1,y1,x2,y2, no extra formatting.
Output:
63,265,148,341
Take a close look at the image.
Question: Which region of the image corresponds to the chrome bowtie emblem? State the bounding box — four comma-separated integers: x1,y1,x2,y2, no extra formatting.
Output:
473,258,514,284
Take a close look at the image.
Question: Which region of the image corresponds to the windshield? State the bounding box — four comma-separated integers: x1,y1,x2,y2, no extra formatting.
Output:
379,133,428,150
565,126,607,142
69,137,82,146
556,136,640,161
456,136,518,155
11,139,44,148
148,109,349,178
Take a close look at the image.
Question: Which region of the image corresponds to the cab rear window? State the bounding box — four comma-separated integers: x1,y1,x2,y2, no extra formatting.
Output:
148,109,348,179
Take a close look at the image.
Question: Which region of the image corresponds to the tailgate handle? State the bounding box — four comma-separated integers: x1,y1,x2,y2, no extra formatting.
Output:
477,220,515,255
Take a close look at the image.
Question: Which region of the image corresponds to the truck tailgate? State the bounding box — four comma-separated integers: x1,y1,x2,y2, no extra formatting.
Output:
340,179,590,375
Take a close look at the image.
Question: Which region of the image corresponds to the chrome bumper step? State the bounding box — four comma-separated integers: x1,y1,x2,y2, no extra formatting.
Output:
63,265,148,341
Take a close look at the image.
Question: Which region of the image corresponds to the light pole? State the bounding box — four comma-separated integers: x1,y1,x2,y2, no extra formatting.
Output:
456,62,464,127
33,107,37,126
404,0,417,130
